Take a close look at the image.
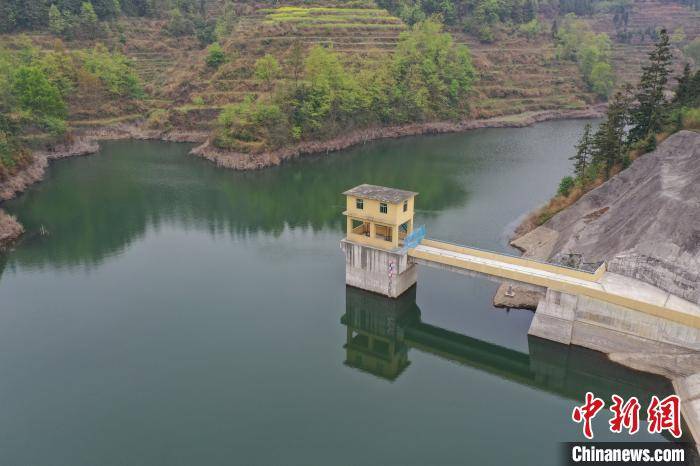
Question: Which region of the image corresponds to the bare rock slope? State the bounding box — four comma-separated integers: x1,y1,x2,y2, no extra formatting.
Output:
514,130,700,304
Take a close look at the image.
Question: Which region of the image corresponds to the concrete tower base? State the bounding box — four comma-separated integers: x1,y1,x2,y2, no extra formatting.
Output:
340,239,417,298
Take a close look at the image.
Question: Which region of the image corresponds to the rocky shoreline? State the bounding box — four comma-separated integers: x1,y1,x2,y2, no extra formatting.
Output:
191,106,606,170
0,124,207,248
0,210,23,250
494,131,700,445
0,106,605,248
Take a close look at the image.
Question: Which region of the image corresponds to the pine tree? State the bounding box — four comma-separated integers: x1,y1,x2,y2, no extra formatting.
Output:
79,2,100,36
592,87,632,177
673,63,693,106
628,28,673,143
570,123,592,180
91,0,121,19
49,5,66,35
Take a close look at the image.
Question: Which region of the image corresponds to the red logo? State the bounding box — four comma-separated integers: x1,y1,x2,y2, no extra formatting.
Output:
572,393,682,439
647,395,682,438
572,392,605,439
609,395,641,435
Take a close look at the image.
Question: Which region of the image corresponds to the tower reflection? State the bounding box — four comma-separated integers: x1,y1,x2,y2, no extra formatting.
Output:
341,286,673,404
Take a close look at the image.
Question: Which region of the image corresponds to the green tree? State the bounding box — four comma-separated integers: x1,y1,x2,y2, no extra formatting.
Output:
91,0,120,19
295,45,360,133
683,38,700,67
193,16,216,46
570,123,592,179
592,87,632,176
670,27,686,44
589,62,615,97
82,44,142,97
164,8,193,36
217,96,288,150
556,14,615,97
629,29,673,143
78,2,100,37
214,0,236,40
288,41,304,87
205,42,226,68
11,65,66,119
558,176,575,197
48,5,67,35
392,19,474,120
673,63,700,108
254,54,281,90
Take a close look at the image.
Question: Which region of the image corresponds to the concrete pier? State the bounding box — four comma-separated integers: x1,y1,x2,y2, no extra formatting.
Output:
340,239,416,298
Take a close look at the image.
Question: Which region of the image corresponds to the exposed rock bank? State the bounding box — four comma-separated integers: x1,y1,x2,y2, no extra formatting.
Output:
192,106,606,170
507,130,700,306
0,106,605,246
498,130,700,444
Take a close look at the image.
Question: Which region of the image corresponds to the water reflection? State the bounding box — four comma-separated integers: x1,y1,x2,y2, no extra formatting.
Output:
342,286,673,403
3,139,468,270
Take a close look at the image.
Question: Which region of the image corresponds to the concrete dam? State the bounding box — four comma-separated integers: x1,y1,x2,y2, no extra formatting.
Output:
340,184,700,443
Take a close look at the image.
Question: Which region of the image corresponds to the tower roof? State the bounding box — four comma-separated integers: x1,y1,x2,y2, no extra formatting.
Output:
343,184,418,204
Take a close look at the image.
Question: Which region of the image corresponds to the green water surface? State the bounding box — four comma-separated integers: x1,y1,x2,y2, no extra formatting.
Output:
0,120,674,465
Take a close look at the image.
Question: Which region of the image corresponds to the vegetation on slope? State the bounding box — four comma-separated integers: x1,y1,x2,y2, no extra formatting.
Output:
528,29,700,228
214,19,475,152
555,14,615,96
0,0,698,173
0,40,142,180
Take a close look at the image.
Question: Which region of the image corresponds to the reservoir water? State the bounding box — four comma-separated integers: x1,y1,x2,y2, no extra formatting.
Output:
0,120,673,465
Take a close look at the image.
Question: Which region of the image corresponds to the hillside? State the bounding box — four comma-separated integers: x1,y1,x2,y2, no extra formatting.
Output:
0,0,700,178
1,0,699,169
512,130,700,305
587,0,700,84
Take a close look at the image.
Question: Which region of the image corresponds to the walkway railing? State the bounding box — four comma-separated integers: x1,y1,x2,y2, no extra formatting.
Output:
400,225,426,253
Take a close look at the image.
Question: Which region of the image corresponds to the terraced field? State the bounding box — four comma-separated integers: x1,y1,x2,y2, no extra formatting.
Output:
456,34,596,118
171,5,597,123
12,0,695,136
588,1,700,84
154,5,407,127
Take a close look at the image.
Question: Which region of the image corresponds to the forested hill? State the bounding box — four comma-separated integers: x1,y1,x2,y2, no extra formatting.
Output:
1,0,699,176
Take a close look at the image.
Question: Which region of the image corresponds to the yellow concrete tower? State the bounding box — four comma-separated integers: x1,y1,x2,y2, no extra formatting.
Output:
343,184,417,251
341,184,419,298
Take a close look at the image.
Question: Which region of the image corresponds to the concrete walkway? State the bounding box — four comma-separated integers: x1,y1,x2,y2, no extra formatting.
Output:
410,241,700,328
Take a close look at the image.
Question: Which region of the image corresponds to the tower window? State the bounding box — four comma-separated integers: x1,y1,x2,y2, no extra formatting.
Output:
379,203,388,214
403,200,408,212
356,198,363,209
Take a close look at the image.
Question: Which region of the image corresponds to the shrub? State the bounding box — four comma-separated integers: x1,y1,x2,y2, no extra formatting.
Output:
254,54,281,89
557,176,575,197
217,97,288,150
684,38,700,66
193,17,216,46
681,107,700,130
518,18,541,39
11,65,66,119
164,9,193,36
589,62,615,97
147,109,171,129
205,43,226,68
82,44,143,97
